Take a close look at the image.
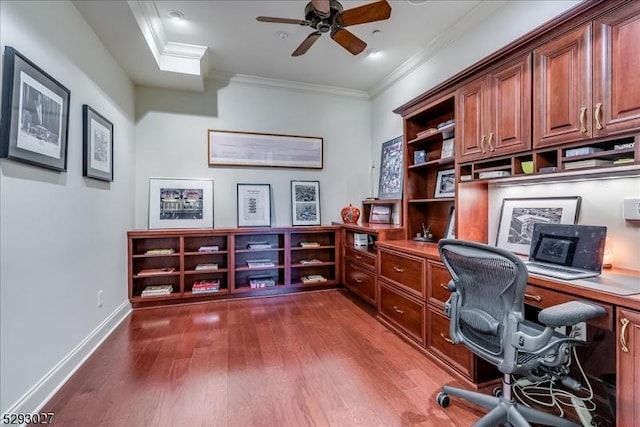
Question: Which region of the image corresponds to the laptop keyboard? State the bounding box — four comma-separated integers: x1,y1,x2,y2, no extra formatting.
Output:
526,262,584,275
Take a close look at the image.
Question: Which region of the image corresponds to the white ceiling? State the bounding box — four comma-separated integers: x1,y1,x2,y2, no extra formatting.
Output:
73,0,508,94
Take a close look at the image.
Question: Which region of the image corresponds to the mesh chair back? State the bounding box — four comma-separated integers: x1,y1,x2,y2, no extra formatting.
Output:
438,240,528,359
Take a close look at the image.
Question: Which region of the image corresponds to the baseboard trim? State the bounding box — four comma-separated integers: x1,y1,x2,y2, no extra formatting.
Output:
3,301,131,416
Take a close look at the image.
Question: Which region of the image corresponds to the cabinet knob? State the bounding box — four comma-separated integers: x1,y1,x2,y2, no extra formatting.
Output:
393,266,404,273
579,107,588,133
393,305,405,315
620,317,630,353
355,278,363,284
594,102,603,130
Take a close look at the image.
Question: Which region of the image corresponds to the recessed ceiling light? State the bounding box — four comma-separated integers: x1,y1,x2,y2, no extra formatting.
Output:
277,31,288,39
167,10,184,21
408,0,429,5
372,29,381,37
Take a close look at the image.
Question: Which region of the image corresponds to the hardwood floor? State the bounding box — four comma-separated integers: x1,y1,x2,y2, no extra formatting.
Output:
43,290,484,426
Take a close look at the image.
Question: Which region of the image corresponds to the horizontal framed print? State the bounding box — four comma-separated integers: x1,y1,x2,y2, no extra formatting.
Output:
291,180,320,226
148,178,214,229
208,129,323,169
237,184,271,227
495,196,581,255
369,204,392,224
434,168,455,198
0,46,70,171
82,105,113,181
378,136,403,199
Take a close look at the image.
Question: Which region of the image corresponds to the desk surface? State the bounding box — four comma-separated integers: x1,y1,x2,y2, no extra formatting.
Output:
376,239,640,312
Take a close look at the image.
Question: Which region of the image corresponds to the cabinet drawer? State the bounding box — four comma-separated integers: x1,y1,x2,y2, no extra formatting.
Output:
428,261,452,307
344,262,377,305
379,250,426,298
344,246,376,270
525,285,613,331
378,282,425,346
427,307,472,377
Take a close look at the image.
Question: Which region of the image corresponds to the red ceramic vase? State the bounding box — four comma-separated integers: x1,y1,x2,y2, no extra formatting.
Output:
341,204,360,224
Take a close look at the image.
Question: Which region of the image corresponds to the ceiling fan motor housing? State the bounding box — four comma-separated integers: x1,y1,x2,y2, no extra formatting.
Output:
304,0,343,32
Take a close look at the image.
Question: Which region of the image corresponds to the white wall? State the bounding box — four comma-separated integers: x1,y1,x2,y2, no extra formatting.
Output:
135,80,371,228
0,0,135,414
370,0,640,270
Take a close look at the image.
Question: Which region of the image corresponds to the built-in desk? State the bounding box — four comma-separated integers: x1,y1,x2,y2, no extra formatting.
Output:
374,239,639,427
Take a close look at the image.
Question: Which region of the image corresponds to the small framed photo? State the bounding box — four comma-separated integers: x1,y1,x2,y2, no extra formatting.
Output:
413,150,426,165
148,178,214,229
369,204,392,224
445,206,455,239
441,138,455,159
0,46,70,171
495,196,581,254
291,180,320,226
237,184,271,227
82,105,113,181
434,168,456,198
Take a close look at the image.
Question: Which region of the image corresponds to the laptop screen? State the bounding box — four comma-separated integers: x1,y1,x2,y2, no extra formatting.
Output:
530,224,607,272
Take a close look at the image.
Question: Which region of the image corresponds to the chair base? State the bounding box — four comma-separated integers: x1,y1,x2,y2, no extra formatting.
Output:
438,384,582,427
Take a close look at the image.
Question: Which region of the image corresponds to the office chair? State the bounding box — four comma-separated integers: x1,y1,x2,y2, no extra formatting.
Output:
436,239,606,427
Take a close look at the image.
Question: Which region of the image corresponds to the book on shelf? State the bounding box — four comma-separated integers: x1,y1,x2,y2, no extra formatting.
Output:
565,146,603,157
197,245,219,252
137,267,175,276
247,241,271,249
144,248,175,255
300,274,328,284
299,242,321,248
192,279,220,294
478,171,511,179
416,128,438,138
613,158,634,164
248,275,276,288
195,263,219,271
247,259,275,268
300,259,322,264
564,159,614,169
141,284,173,297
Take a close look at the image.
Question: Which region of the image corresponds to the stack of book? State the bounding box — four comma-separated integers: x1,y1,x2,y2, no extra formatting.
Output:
300,275,327,284
247,259,275,268
564,159,614,169
198,245,219,252
192,280,220,294
565,146,603,157
299,242,320,248
299,259,322,264
248,276,275,288
137,267,175,276
144,248,175,255
195,263,218,271
247,241,271,249
141,284,173,297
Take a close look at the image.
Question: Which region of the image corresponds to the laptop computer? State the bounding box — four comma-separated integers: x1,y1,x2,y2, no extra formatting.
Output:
524,224,607,280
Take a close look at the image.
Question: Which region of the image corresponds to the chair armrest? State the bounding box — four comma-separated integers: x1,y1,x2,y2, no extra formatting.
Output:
538,300,606,327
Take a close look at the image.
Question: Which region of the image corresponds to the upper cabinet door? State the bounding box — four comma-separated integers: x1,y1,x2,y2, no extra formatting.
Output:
593,2,640,137
533,23,593,148
489,54,532,157
456,76,489,162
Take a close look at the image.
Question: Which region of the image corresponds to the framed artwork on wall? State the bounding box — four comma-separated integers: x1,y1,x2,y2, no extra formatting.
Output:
237,183,271,227
291,180,320,226
148,178,214,229
82,105,113,181
208,129,323,169
0,46,70,171
378,136,403,199
495,196,582,255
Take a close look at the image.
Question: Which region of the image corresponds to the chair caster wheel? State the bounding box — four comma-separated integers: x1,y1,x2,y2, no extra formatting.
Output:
492,386,503,397
436,392,450,408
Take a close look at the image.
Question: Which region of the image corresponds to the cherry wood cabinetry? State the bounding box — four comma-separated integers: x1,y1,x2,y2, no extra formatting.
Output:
616,307,640,427
534,2,640,148
457,54,532,162
128,227,340,308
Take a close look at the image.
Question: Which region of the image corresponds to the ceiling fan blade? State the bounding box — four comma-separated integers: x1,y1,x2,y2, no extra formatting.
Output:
337,0,391,27
256,16,309,25
292,32,322,57
330,28,367,55
311,0,330,16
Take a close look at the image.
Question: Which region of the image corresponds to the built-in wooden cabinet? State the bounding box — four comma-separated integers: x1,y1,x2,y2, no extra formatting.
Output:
534,2,640,148
457,54,532,162
616,307,640,427
128,227,340,308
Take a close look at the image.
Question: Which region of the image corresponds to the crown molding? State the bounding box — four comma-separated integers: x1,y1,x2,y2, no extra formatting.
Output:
127,0,207,76
211,71,370,100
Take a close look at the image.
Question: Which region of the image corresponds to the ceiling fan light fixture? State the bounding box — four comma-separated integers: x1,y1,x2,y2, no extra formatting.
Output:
167,10,184,21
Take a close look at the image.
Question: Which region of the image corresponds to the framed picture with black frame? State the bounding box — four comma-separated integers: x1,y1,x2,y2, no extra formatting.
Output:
291,180,320,226
82,105,113,181
0,46,70,171
378,136,403,199
237,184,271,227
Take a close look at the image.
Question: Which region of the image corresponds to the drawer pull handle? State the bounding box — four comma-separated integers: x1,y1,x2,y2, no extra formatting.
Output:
355,255,362,260
579,107,588,133
355,278,363,284
393,306,405,315
620,317,630,353
594,102,603,130
480,135,487,154
440,283,448,290
393,266,404,273
440,333,454,344
524,293,542,302
488,132,495,152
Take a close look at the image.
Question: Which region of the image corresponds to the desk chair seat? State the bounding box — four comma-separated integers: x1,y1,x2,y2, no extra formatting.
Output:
436,239,606,427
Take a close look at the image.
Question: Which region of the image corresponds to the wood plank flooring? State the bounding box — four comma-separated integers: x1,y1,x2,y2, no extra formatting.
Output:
43,289,484,426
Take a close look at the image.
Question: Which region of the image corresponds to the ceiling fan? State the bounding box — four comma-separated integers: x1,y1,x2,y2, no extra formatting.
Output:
256,0,392,57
